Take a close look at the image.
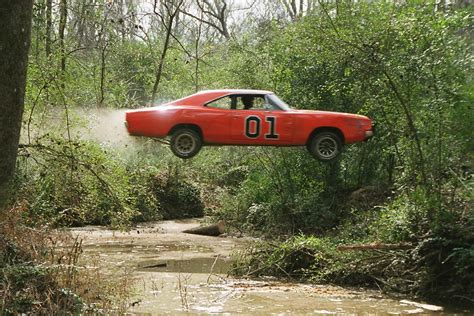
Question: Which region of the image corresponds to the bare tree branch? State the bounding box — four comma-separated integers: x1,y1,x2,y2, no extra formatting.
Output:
151,0,185,102
181,0,230,39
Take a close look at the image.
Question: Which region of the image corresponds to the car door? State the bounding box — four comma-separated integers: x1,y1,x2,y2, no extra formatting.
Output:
230,96,294,145
198,96,233,144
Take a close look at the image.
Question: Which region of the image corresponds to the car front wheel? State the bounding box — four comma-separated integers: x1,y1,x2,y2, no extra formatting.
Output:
170,128,202,159
307,131,342,161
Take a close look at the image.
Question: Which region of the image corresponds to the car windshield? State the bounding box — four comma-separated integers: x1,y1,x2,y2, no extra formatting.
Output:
266,94,291,111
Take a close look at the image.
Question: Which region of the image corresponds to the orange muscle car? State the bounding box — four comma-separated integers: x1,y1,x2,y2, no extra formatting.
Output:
125,89,373,161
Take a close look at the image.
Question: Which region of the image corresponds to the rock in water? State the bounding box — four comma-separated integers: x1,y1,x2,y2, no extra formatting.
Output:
182,220,225,236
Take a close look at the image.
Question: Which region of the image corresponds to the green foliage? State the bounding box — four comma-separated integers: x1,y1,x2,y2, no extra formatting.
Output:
203,2,473,243
368,189,431,243
150,169,204,219
15,136,163,228
232,179,473,302
0,263,82,315
267,1,472,188
21,0,474,306
215,148,348,235
127,166,162,222
0,206,82,314
0,205,132,314
232,235,340,281
14,134,206,227
233,231,474,303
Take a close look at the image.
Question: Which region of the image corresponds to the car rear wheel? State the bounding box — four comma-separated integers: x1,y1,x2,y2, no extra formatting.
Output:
307,131,342,161
170,128,202,159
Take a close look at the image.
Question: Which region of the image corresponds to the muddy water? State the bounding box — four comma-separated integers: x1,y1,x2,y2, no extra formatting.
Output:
71,219,468,315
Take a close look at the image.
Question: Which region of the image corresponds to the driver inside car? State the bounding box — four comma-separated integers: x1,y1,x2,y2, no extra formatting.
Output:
242,96,254,110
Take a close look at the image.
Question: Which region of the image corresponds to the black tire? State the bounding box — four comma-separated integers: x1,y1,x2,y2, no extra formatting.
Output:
170,128,202,159
307,131,342,161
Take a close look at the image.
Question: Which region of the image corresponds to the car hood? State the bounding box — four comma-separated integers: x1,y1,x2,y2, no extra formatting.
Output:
290,109,370,120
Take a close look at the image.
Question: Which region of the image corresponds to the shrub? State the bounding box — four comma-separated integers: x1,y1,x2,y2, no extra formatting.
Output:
15,136,161,228
216,149,347,235
150,170,204,219
0,204,117,314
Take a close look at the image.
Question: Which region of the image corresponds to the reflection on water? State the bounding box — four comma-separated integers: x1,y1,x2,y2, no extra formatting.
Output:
138,257,232,274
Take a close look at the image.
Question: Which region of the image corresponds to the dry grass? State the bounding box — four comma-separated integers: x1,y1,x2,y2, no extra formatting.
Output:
0,201,134,314
176,272,191,311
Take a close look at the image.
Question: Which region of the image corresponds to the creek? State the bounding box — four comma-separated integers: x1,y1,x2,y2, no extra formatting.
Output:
70,219,467,315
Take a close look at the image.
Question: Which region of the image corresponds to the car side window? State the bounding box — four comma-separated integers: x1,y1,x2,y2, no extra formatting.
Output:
237,95,273,110
252,97,267,110
206,96,232,109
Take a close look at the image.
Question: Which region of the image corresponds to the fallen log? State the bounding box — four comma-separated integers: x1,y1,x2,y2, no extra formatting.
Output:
182,220,225,237
337,242,413,251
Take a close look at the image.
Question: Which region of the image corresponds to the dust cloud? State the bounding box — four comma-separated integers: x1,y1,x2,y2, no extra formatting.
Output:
25,107,158,152
71,108,134,149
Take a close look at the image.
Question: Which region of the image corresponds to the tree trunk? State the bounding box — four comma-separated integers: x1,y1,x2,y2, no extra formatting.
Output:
194,14,203,92
76,0,87,47
151,16,174,102
59,0,68,89
99,42,108,105
183,220,225,236
45,0,52,57
0,0,34,209
119,0,126,44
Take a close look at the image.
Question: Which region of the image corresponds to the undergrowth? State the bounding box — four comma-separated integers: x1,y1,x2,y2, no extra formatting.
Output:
231,189,474,305
0,203,134,314
14,135,204,228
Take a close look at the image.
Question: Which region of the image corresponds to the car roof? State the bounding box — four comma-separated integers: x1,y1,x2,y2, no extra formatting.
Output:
168,89,274,106
196,89,274,95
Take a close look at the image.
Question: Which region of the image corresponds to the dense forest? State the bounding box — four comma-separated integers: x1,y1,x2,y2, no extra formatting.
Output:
0,0,473,313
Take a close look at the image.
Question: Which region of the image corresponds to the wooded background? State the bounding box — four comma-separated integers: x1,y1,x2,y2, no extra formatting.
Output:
0,0,472,313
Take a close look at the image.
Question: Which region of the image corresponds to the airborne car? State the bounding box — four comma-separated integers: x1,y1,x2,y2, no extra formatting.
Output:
125,89,373,161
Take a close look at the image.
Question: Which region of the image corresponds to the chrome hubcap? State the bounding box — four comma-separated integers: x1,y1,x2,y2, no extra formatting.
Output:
316,137,338,159
175,133,196,154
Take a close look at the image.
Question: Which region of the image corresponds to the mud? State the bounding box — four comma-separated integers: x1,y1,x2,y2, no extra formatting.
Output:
70,219,470,315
